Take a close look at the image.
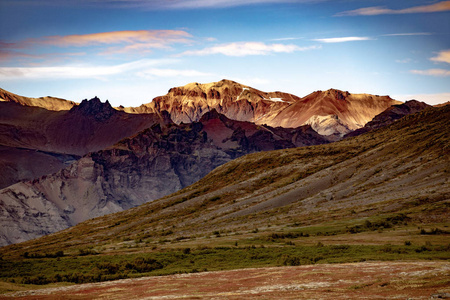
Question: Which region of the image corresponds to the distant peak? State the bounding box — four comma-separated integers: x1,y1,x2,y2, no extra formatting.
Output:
72,97,115,121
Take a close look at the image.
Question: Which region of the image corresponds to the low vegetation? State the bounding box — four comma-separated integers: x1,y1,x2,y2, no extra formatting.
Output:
1,242,449,287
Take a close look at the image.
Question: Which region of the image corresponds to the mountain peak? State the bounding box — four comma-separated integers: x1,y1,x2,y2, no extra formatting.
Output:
324,89,350,100
72,97,115,121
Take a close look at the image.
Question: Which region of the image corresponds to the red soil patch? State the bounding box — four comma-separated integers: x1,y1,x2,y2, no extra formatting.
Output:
2,261,449,299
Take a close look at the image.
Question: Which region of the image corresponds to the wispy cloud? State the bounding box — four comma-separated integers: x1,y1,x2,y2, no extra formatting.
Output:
0,59,178,80
410,69,450,77
382,32,432,37
0,30,192,62
42,30,191,47
180,42,319,57
2,0,325,9
336,1,450,16
271,37,303,41
312,36,372,43
431,50,450,64
395,58,412,64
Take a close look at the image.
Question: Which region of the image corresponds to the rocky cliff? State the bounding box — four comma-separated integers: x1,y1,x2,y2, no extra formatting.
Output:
0,111,328,246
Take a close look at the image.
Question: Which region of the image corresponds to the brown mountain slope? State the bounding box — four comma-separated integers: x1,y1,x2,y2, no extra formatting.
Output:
0,111,328,246
119,80,401,136
4,105,447,254
0,88,76,111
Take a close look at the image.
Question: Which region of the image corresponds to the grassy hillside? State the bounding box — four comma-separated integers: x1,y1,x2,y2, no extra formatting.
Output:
0,105,448,291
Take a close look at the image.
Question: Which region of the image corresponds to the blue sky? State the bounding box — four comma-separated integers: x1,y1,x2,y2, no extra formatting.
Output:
0,0,449,106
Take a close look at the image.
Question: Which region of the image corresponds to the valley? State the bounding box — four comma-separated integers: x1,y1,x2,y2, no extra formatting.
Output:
0,81,448,298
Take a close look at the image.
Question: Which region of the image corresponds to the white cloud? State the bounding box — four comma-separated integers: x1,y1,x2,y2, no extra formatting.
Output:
312,37,372,43
336,1,450,16
180,42,320,57
0,59,178,80
430,50,450,64
410,69,450,77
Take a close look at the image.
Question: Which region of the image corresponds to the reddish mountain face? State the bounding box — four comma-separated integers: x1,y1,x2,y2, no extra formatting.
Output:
269,89,401,135
119,80,401,137
0,111,329,246
0,98,165,189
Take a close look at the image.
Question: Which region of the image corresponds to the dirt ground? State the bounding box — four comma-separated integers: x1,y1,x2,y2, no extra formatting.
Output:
2,261,449,299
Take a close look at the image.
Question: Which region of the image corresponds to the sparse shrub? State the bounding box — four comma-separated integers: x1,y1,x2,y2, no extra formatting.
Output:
280,255,301,266
415,245,430,253
266,232,306,241
125,257,163,273
420,228,448,235
22,251,65,259
78,249,98,256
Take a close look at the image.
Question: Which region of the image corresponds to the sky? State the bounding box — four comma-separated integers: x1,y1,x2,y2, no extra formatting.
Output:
0,0,449,107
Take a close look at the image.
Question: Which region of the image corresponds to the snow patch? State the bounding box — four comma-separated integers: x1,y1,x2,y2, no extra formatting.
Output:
264,97,284,102
237,88,250,101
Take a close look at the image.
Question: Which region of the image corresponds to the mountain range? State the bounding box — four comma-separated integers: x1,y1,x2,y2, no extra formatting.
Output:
0,80,435,246
0,98,447,262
